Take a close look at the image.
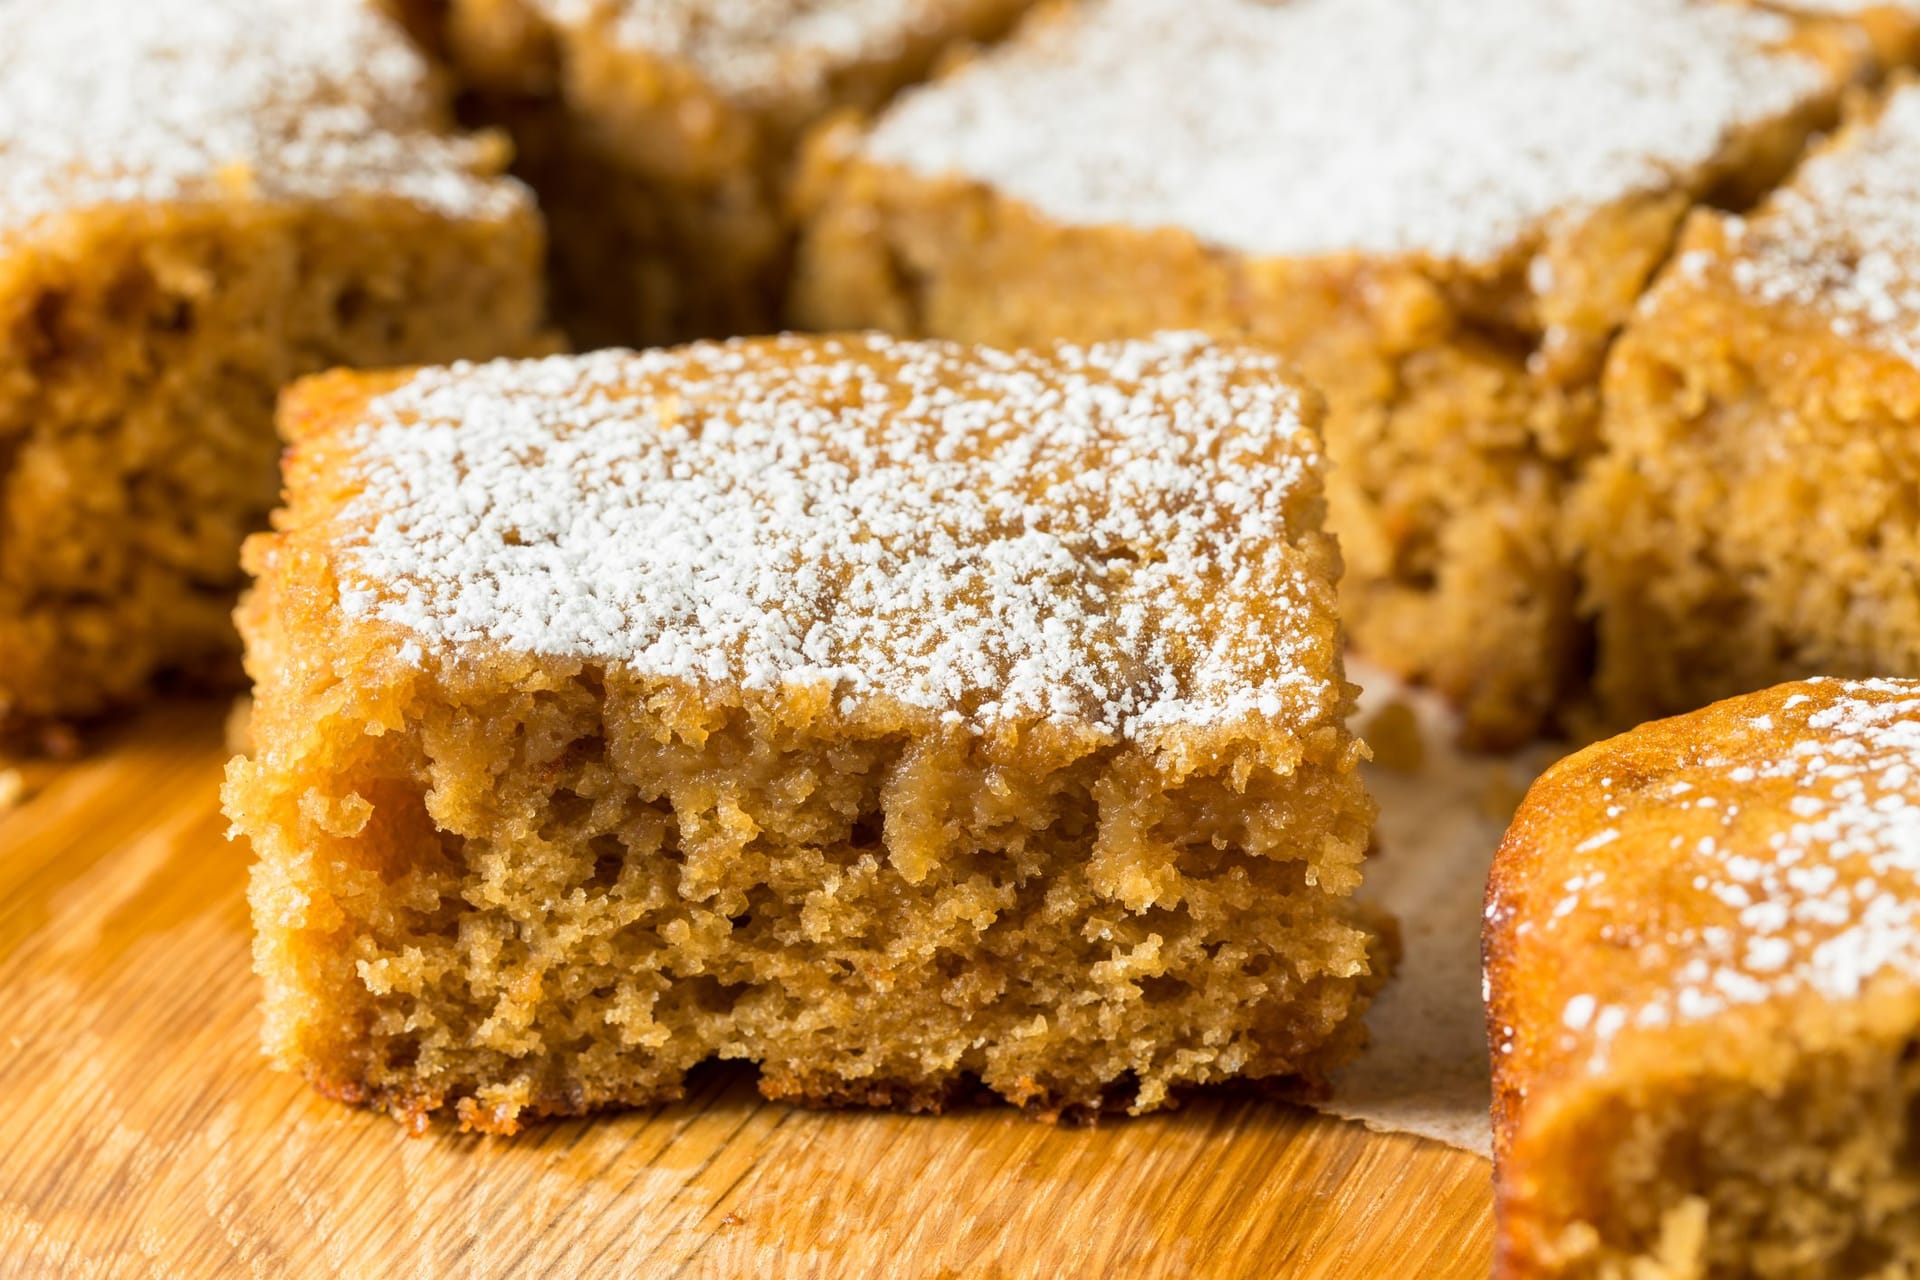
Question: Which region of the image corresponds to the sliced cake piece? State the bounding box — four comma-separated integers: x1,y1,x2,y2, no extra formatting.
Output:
0,0,549,735
791,0,1873,745
436,0,1035,347
223,333,1386,1134
1578,83,1920,729
1487,678,1920,1279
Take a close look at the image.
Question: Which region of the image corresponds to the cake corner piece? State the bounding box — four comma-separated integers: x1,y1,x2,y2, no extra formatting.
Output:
223,332,1388,1133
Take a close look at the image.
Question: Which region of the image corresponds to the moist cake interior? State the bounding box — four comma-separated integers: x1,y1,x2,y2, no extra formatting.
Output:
255,663,1380,1131
1536,1032,1920,1278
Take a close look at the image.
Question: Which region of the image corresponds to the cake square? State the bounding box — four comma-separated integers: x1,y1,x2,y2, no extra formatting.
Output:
1486,678,1920,1278
1578,83,1920,730
0,0,549,735
436,0,1035,348
224,332,1386,1133
790,0,1873,745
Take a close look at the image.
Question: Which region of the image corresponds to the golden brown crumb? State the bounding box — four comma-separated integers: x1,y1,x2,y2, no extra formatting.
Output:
1579,84,1920,730
1361,699,1426,774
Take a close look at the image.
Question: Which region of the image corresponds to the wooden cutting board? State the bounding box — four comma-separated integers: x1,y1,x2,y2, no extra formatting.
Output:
0,702,1493,1277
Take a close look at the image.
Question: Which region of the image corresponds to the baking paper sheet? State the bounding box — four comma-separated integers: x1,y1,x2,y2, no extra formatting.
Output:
1311,660,1561,1158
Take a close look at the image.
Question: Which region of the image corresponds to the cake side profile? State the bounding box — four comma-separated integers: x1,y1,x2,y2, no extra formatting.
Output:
1486,679,1920,1279
0,0,549,736
790,0,1873,746
436,0,1034,347
1578,83,1920,731
224,334,1386,1134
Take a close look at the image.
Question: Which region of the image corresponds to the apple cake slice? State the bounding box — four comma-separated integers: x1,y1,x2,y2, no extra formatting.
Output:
225,332,1386,1133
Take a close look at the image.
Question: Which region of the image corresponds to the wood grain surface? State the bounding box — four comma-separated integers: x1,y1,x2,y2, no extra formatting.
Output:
0,702,1493,1278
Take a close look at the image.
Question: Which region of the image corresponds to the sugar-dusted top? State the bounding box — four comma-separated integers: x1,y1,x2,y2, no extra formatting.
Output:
327,333,1338,740
536,0,1016,105
1718,84,1920,365
865,0,1834,265
1489,678,1920,1075
0,0,526,241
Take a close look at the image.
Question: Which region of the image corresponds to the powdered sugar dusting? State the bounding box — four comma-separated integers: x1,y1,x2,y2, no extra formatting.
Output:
866,0,1831,264
0,0,526,240
330,334,1336,740
1500,679,1920,1070
1727,84,1920,365
536,0,1016,104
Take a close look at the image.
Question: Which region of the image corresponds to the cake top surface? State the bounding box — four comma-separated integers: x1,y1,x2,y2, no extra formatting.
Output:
1488,678,1920,1076
0,0,524,241
1711,84,1920,365
536,0,1009,104
864,0,1836,265
317,333,1339,742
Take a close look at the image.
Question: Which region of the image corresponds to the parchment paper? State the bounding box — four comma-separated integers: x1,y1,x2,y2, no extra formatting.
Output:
1310,660,1560,1158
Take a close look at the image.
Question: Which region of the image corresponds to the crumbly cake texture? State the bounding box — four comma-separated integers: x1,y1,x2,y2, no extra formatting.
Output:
1486,679,1920,1279
1578,84,1920,731
791,0,1873,746
224,333,1386,1134
0,0,548,734
436,0,1033,347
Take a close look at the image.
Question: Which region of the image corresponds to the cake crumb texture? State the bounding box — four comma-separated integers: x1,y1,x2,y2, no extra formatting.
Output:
226,334,1385,1133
